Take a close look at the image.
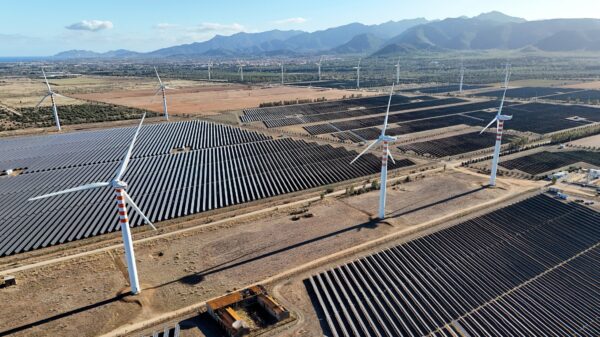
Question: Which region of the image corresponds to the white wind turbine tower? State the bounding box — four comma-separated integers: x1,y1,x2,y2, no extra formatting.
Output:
354,58,362,88
350,84,398,219
480,64,512,187
35,67,64,131
394,57,400,85
29,114,156,295
280,62,285,85
501,63,510,88
153,67,171,120
316,56,323,81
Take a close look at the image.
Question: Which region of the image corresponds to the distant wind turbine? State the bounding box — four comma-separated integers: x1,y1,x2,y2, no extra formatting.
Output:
207,61,213,81
459,62,465,94
153,67,171,120
480,64,512,187
35,67,65,131
316,56,323,81
280,62,284,85
350,84,398,219
29,114,156,295
394,57,400,85
354,58,362,89
237,61,245,82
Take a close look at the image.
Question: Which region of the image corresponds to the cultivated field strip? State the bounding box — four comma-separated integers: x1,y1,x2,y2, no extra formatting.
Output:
468,102,600,134
500,150,600,175
261,98,463,128
398,132,515,158
306,194,600,337
0,126,415,256
0,120,271,173
304,101,499,136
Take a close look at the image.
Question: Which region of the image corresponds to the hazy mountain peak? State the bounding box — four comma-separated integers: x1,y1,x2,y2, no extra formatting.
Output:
474,11,526,23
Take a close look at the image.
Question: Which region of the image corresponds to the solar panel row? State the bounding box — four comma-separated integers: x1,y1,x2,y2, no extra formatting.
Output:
0,121,415,256
306,194,600,337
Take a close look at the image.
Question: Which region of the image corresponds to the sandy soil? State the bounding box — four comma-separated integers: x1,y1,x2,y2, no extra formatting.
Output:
72,86,369,117
0,76,203,109
561,81,600,90
569,134,600,147
0,170,526,337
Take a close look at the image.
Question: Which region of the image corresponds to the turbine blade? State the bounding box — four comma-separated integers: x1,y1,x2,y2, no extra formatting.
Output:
350,139,380,165
123,191,156,230
29,182,110,201
154,67,163,86
41,67,51,92
387,149,396,164
115,113,146,180
480,117,498,134
34,95,49,109
381,83,395,135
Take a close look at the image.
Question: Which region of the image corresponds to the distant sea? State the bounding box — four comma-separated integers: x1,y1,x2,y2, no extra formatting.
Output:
0,57,49,62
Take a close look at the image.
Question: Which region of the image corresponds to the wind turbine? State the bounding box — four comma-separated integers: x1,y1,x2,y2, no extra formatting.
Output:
354,58,362,89
207,61,213,81
35,67,63,131
280,62,284,85
153,67,170,120
394,57,400,85
459,62,465,93
237,61,245,82
480,65,512,187
29,114,156,295
350,84,397,219
316,56,323,81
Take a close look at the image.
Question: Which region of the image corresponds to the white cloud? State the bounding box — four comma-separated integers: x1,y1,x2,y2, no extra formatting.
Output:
193,22,245,33
66,20,114,32
274,17,307,25
155,23,180,30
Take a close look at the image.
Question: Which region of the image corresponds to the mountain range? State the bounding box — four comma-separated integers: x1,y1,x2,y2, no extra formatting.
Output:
53,12,600,59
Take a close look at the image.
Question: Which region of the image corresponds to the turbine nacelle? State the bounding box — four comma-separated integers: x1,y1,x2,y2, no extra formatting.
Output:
111,180,128,189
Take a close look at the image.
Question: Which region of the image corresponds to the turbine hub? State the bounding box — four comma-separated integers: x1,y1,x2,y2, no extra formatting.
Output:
111,180,127,189
381,135,397,142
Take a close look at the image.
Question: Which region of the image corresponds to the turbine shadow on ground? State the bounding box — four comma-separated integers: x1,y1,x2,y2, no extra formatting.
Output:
388,185,487,219
153,218,383,288
0,294,129,336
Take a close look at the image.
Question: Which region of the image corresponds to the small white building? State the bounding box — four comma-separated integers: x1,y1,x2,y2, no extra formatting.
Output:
588,169,600,180
548,171,568,180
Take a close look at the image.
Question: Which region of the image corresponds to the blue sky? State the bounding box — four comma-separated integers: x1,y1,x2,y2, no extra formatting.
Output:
1,0,600,56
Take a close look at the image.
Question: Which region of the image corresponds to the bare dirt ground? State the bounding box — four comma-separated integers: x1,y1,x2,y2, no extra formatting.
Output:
73,85,368,117
569,134,600,147
0,76,201,109
561,81,600,89
0,169,537,337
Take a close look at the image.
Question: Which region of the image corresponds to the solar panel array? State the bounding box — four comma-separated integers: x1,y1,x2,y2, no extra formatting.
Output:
500,150,600,175
401,84,488,94
241,95,466,129
474,87,581,99
306,194,600,337
303,101,499,137
468,102,600,134
398,132,515,158
0,121,415,256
